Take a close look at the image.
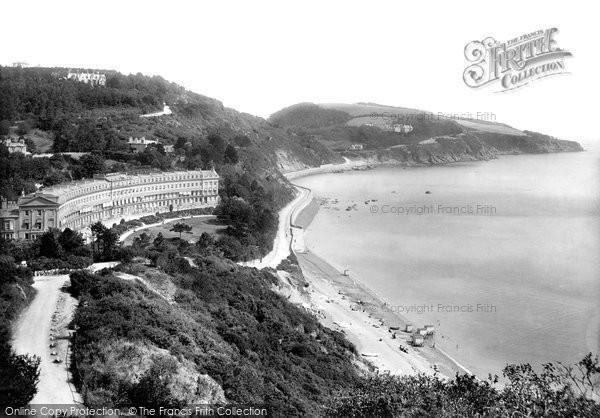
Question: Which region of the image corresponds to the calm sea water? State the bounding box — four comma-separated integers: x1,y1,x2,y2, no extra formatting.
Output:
296,149,600,377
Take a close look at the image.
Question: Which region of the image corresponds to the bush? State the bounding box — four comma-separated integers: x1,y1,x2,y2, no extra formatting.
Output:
139,215,163,225
69,270,97,298
0,352,40,407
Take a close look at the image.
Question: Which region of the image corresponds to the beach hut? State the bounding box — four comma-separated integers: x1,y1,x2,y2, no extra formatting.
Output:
405,323,414,332
424,325,435,334
411,334,425,347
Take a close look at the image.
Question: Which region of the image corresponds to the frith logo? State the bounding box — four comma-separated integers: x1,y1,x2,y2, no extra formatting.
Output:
463,28,572,92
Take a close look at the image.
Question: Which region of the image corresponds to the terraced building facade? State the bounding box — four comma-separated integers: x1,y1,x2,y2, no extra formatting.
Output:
2,169,219,240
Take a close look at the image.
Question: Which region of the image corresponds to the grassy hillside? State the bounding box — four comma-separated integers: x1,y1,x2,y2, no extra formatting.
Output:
319,102,427,117
0,66,339,196
455,118,526,136
269,102,583,157
269,103,352,129
70,249,362,416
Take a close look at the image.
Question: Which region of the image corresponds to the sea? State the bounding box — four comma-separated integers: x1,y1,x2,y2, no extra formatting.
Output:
295,147,600,378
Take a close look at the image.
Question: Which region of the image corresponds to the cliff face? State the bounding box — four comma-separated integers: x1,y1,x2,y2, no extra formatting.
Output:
475,131,584,154
385,135,497,164
269,102,584,169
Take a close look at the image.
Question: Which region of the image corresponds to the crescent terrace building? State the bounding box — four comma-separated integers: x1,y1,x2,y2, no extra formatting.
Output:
0,169,219,240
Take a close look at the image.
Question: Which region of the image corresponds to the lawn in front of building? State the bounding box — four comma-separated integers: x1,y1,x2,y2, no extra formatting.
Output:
123,215,226,245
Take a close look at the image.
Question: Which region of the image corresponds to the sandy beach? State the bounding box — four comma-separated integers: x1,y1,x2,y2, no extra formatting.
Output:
264,159,474,378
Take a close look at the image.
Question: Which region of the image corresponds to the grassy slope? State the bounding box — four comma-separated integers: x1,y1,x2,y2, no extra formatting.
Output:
269,102,583,155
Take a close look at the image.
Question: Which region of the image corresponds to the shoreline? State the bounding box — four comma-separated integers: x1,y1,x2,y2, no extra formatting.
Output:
271,158,477,378
292,203,473,378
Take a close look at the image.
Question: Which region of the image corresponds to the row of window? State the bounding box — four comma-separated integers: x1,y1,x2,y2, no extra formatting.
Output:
63,196,218,228
21,221,53,230
60,175,218,202
61,182,218,212
22,210,43,216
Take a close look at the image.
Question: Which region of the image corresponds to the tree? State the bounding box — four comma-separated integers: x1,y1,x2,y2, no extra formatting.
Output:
58,228,86,254
170,222,192,239
16,121,31,136
232,135,252,148
0,120,10,136
78,154,105,178
207,133,226,164
0,352,40,407
196,232,214,249
224,144,239,164
153,233,166,250
43,170,67,187
90,221,119,261
38,229,64,259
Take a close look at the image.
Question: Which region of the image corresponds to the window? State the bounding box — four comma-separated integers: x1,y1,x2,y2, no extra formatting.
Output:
37,210,42,216
25,210,30,216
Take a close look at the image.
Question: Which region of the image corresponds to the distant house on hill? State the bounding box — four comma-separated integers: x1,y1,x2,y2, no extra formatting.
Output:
393,124,413,134
66,70,106,86
2,138,30,155
127,137,159,153
348,143,364,151
381,122,413,134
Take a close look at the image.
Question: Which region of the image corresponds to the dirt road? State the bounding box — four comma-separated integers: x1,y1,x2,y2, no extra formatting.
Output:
12,275,82,404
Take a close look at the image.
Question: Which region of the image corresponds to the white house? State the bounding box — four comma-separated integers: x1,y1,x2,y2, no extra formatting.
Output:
348,143,364,151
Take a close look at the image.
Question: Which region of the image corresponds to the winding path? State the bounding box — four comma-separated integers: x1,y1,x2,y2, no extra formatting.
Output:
11,262,119,405
12,275,82,404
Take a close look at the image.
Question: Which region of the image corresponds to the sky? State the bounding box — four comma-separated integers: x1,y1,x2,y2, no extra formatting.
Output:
1,0,598,145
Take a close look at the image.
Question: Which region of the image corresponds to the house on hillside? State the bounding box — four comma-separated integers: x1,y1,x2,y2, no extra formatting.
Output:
127,137,159,153
0,198,19,240
393,124,413,134
2,138,30,155
66,70,106,86
348,143,364,151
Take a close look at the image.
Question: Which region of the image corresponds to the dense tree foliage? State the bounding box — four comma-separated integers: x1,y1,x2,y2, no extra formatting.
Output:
70,254,360,416
0,67,168,123
270,103,353,129
1,228,91,271
90,221,120,261
326,359,600,417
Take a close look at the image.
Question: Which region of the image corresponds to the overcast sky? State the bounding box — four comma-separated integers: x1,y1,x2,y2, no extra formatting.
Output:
2,0,598,145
